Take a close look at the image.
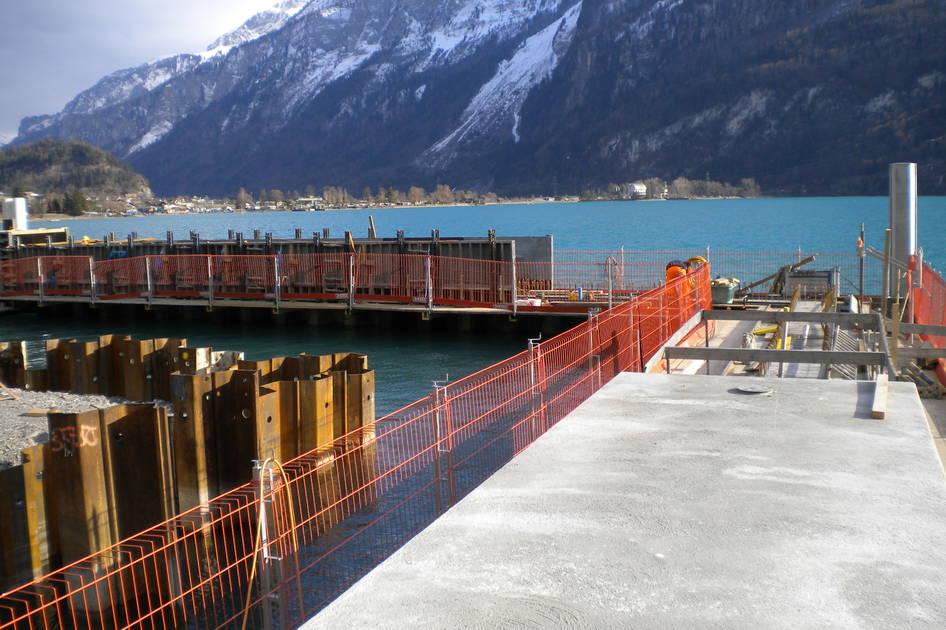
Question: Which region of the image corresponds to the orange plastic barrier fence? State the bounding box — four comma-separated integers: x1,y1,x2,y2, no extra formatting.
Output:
0,266,710,630
0,257,41,297
914,262,946,349
151,255,210,298
94,257,149,299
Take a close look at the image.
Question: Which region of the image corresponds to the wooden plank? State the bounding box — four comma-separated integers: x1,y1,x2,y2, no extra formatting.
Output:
47,410,113,563
664,346,887,366
871,374,889,420
21,443,58,580
99,404,172,539
172,373,217,510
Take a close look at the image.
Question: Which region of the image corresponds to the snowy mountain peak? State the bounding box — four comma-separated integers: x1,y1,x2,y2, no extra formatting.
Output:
207,0,311,50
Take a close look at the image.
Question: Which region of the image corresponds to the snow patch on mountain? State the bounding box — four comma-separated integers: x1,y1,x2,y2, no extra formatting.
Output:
424,1,582,163
421,0,566,69
129,120,174,154
207,0,309,49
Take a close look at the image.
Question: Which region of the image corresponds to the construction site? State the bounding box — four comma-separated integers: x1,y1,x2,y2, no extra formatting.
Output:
0,164,943,628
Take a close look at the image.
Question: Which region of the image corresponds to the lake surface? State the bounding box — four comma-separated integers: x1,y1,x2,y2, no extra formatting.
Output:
35,196,946,265
13,196,946,414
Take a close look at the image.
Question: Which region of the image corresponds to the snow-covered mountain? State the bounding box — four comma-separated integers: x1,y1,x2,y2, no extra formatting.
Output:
12,0,946,195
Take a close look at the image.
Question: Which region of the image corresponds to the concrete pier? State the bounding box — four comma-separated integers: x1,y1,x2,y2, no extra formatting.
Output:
307,373,946,628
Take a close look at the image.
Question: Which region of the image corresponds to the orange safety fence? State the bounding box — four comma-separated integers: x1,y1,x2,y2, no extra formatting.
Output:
0,257,41,297
151,255,210,298
282,253,354,299
94,257,149,299
913,261,946,348
212,255,275,300
0,265,710,630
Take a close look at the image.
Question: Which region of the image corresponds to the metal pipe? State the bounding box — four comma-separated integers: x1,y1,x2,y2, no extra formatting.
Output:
858,223,865,313
881,229,891,316
889,162,917,270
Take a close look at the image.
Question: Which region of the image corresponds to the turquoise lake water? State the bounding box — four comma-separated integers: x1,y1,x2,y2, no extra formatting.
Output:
33,196,946,264
8,196,944,414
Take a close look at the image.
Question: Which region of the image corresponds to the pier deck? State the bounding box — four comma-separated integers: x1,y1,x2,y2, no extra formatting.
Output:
307,373,946,629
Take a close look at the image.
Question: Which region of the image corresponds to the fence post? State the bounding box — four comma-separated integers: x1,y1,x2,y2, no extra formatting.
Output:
252,460,276,630
89,256,96,303
528,336,541,442
607,259,614,309
273,255,281,311
431,376,452,512
621,246,626,290
206,256,214,310
425,255,433,316
348,254,355,311
511,259,518,316
37,257,45,304
145,256,153,307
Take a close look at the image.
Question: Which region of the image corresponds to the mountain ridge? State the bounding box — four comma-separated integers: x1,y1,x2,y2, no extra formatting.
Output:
11,0,946,196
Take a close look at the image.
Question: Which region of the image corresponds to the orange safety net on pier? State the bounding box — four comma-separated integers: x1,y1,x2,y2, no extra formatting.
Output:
912,260,946,387
0,266,710,630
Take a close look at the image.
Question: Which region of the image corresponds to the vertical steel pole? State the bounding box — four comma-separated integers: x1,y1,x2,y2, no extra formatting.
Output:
425,255,433,316
206,255,214,310
858,224,865,313
273,255,281,310
348,253,355,311
889,162,917,271
431,380,446,514
252,460,275,630
88,256,96,303
36,258,44,305
881,229,892,317
607,259,614,309
145,256,153,307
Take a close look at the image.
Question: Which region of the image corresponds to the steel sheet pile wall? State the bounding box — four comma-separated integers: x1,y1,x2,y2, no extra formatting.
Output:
0,265,709,630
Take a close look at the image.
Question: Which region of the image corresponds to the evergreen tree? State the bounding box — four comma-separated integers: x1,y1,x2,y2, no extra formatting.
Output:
63,190,88,216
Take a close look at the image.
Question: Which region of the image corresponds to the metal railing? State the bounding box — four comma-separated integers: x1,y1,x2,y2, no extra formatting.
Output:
0,266,711,630
557,249,884,296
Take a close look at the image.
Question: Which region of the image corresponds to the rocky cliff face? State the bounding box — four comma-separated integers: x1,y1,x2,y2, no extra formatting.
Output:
13,0,946,195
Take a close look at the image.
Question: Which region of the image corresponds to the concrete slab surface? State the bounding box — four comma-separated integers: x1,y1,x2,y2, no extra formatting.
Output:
306,374,946,629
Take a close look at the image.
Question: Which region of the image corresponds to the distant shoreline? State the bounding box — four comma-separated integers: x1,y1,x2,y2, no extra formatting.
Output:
28,196,776,223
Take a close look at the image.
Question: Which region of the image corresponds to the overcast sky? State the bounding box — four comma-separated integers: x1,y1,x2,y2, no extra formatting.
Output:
0,0,278,144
